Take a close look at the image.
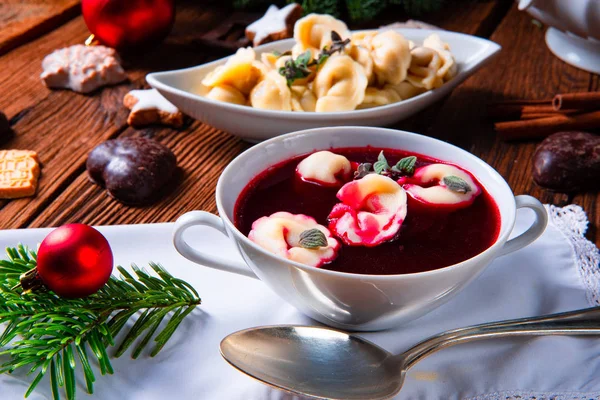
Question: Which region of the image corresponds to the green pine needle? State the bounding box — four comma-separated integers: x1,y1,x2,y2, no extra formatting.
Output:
0,245,201,400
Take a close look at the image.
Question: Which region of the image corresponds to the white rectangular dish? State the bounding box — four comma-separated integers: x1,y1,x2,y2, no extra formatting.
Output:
147,29,501,142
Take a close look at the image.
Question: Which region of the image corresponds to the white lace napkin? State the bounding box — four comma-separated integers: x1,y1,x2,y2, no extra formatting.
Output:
1,205,599,400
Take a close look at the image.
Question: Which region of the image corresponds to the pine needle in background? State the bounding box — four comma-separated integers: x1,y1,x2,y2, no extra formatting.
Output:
0,245,201,400
234,0,447,21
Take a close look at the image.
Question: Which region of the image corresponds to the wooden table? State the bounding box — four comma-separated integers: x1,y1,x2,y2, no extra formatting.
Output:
1,0,598,247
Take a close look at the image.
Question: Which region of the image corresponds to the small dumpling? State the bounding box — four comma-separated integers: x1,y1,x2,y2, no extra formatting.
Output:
312,55,368,112
406,47,444,90
206,85,246,105
291,85,317,112
293,14,351,55
202,47,266,95
296,151,352,186
369,31,411,85
261,53,295,72
423,34,457,82
351,31,377,48
250,71,292,111
387,81,426,100
347,44,374,83
357,87,401,109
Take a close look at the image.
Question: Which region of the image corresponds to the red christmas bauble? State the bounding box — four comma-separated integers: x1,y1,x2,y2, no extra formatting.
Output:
37,224,113,298
82,0,175,50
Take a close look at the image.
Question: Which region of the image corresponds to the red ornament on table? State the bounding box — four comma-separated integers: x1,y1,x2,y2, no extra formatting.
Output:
82,0,175,50
31,224,113,298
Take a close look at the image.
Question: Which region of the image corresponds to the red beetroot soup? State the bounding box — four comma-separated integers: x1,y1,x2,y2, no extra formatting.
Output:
234,147,501,275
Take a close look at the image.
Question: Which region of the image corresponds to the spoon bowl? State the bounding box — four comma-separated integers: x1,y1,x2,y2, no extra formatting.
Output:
221,307,600,399
220,326,403,400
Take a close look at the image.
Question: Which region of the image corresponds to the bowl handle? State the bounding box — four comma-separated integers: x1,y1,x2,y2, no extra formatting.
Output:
173,211,258,279
498,195,548,257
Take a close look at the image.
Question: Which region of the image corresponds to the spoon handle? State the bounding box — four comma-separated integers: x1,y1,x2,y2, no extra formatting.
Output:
402,306,600,369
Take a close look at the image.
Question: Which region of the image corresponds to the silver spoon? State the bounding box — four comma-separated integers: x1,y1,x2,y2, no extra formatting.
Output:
220,306,600,400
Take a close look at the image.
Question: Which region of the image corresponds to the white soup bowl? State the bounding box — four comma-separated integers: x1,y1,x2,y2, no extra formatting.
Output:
173,127,547,331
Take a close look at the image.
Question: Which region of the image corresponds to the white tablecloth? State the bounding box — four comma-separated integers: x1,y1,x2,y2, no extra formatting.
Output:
1,204,599,400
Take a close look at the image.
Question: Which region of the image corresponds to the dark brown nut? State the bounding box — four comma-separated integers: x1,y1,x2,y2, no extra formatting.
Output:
532,131,600,192
86,137,177,205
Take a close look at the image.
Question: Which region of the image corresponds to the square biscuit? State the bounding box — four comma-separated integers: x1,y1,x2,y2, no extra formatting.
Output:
0,150,40,199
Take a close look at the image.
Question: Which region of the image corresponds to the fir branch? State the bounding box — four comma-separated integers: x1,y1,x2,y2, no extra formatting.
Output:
0,245,201,400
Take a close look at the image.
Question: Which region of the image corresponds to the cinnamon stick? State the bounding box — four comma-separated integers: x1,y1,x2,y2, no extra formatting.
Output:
495,110,600,141
553,92,600,111
487,104,576,120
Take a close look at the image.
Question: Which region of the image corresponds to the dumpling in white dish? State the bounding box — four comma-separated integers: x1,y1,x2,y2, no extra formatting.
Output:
206,85,246,105
369,30,412,85
351,31,377,48
312,55,368,112
201,47,266,95
261,52,292,71
293,14,351,56
347,44,374,83
357,86,401,109
291,85,317,112
250,71,292,111
406,47,444,90
388,81,427,100
423,34,457,82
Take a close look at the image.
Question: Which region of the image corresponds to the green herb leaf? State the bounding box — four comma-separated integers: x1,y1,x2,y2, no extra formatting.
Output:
299,229,328,249
278,52,314,86
354,162,373,179
296,50,312,67
373,151,390,174
442,175,471,194
394,156,417,175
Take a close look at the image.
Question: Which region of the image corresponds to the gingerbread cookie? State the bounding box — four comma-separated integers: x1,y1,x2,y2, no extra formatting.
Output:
40,45,127,93
0,150,40,199
87,137,177,205
123,89,184,128
245,4,303,47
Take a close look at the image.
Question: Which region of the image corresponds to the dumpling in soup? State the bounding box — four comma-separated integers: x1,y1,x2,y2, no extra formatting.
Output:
406,47,444,90
250,71,292,111
202,47,266,95
312,55,368,112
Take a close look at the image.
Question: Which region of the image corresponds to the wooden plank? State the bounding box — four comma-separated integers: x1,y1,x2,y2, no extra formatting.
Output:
0,5,218,229
28,124,248,226
0,0,80,56
25,1,509,227
423,3,598,245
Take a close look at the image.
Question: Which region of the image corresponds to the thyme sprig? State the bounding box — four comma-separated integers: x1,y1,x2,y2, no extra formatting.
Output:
355,151,418,180
278,30,351,86
0,245,201,400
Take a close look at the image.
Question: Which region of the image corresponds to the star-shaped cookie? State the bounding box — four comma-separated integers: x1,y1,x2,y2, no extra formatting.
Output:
123,89,184,128
245,4,303,47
